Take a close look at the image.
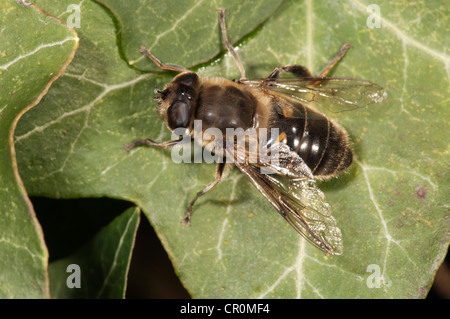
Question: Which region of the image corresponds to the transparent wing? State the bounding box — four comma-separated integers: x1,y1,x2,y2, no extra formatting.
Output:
241,77,387,113
230,142,343,255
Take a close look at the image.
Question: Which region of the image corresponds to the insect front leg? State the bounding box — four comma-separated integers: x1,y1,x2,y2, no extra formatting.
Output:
139,46,190,73
183,161,229,226
217,8,246,80
124,137,183,152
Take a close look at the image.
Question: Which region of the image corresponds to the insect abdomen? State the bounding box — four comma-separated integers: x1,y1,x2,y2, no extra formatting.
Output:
269,100,352,178
312,119,352,177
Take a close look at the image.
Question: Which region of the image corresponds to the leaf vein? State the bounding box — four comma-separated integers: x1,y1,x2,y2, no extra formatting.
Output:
0,37,78,70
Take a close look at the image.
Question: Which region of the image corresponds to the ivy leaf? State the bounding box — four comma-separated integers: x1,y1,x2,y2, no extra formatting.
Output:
15,0,449,298
0,1,78,298
48,207,140,299
97,0,282,70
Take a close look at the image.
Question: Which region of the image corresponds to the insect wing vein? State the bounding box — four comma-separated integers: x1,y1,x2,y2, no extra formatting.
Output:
233,156,343,255
242,77,386,113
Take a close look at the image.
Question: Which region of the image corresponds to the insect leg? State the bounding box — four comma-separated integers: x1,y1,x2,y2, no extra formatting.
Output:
124,137,183,152
317,42,352,77
139,46,190,73
266,65,312,79
217,8,246,80
183,161,228,226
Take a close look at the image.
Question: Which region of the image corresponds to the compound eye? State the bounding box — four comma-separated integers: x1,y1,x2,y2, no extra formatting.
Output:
167,101,190,129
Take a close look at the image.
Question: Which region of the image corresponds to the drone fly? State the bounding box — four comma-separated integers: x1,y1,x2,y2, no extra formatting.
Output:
125,8,386,255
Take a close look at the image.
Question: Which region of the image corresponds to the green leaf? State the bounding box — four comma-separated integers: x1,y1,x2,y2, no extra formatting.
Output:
49,206,140,298
15,0,449,298
0,1,78,298
97,0,282,70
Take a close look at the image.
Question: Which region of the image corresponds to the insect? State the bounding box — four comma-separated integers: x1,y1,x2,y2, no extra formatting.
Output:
125,8,386,255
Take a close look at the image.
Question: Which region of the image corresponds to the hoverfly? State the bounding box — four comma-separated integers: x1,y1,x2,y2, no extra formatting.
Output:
125,8,386,255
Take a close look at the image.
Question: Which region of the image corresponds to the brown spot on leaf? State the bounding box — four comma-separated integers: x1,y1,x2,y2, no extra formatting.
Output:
416,186,426,198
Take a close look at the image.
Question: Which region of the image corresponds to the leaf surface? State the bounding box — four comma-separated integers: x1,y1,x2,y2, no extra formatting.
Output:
0,0,78,298
15,0,449,298
49,207,140,298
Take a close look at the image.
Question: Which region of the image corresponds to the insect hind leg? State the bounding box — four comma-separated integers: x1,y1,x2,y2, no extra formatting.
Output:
217,8,246,80
266,42,352,80
266,65,312,79
317,42,352,77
